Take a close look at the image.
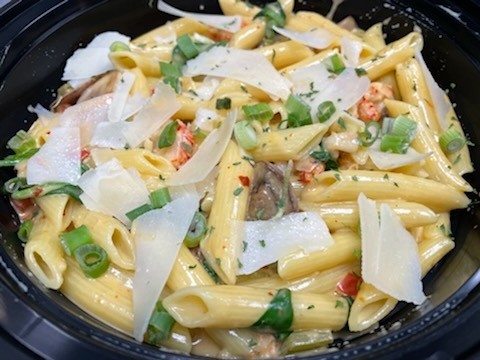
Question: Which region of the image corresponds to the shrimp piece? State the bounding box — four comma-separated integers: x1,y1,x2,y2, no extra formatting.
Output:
161,121,195,169
355,82,394,122
295,155,326,184
252,333,280,359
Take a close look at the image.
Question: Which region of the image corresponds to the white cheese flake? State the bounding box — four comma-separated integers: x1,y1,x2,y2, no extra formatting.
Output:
108,71,137,122
368,141,431,170
341,36,363,67
272,26,334,49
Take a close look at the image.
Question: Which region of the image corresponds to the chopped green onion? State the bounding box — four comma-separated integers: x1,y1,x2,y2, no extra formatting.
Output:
0,148,39,167
145,301,175,345
110,41,130,52
242,103,274,122
126,203,153,221
74,243,110,278
3,177,27,194
325,54,345,74
439,128,466,154
380,134,410,154
17,219,33,243
216,97,232,110
158,122,177,149
150,187,171,209
7,130,36,154
176,34,199,59
11,182,82,201
285,94,312,128
391,115,417,142
316,100,336,123
280,330,333,355
160,62,182,78
163,76,182,93
184,211,207,248
253,288,293,332
60,225,93,256
254,1,286,27
171,45,187,66
381,116,396,134
234,120,258,150
358,122,381,147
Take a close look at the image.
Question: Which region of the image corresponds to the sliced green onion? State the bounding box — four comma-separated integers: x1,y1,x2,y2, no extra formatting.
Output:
126,203,153,221
439,128,466,154
11,182,82,201
110,41,130,52
280,330,333,355
74,243,110,278
234,120,258,150
3,177,27,194
171,45,187,66
176,34,199,59
60,225,93,256
381,116,396,134
0,148,39,167
391,115,417,141
160,62,182,78
7,130,36,154
158,122,177,149
184,211,207,248
325,54,345,74
17,219,33,243
163,76,182,93
316,100,336,123
254,1,286,27
285,94,312,128
358,122,381,147
216,97,232,110
253,288,293,332
380,134,410,154
145,301,175,345
242,103,274,122
150,187,172,209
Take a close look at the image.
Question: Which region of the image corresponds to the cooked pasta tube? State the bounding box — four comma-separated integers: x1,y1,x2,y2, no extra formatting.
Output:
90,148,176,179
299,200,438,231
24,217,67,290
445,106,474,176
129,67,151,96
301,170,470,212
71,204,135,271
278,229,361,280
239,261,360,295
256,41,315,70
163,285,349,330
201,141,254,285
385,99,472,192
28,119,53,147
363,23,386,51
250,123,329,162
35,194,76,232
229,19,266,49
109,49,170,77
281,48,338,75
348,283,398,332
219,0,294,17
360,32,423,80
133,18,211,45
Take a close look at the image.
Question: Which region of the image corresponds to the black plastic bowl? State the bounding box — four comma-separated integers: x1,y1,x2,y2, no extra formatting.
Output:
1,1,479,359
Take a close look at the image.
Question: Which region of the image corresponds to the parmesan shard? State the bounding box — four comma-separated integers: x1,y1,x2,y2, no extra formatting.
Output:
237,212,334,275
26,127,81,185
183,47,292,100
108,71,137,122
132,188,200,341
272,26,334,49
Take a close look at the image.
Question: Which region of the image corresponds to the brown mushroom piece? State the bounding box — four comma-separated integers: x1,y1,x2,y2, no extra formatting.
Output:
247,162,299,220
51,70,120,112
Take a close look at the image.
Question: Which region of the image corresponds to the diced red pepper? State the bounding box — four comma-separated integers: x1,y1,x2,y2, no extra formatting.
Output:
336,272,362,297
238,175,250,187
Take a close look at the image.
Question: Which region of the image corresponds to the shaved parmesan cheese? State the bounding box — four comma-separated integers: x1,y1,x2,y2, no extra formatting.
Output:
78,159,150,225
157,0,242,33
358,193,426,305
26,127,81,185
194,76,220,101
184,47,292,100
168,109,237,186
132,188,199,341
272,26,334,49
90,121,128,149
28,103,60,127
415,51,450,130
108,71,136,122
122,82,180,148
63,31,131,81
237,212,334,275
60,94,112,145
368,141,431,170
153,23,176,44
341,36,362,67
193,108,218,132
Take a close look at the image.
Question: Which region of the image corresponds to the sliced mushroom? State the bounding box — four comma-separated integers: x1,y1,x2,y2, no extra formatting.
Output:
247,162,299,220
51,70,120,112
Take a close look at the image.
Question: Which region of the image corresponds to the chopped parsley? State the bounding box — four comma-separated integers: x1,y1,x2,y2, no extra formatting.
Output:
335,300,344,309
233,187,244,196
259,239,266,247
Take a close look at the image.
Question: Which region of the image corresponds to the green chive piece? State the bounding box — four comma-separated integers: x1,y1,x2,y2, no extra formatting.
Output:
242,103,274,122
126,203,153,221
17,219,33,243
176,34,199,59
160,62,182,78
7,130,36,154
216,97,232,110
325,54,345,74
358,122,381,147
380,134,410,154
316,100,336,123
3,177,27,194
439,128,467,154
110,41,130,52
150,187,172,209
253,288,293,332
11,182,83,201
254,1,286,27
60,225,93,256
74,243,110,278
285,94,312,128
184,211,207,248
234,120,258,150
0,148,39,167
158,122,177,149
145,301,175,345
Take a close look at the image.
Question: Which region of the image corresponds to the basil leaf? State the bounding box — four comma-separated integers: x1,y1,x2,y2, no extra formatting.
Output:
253,288,293,332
